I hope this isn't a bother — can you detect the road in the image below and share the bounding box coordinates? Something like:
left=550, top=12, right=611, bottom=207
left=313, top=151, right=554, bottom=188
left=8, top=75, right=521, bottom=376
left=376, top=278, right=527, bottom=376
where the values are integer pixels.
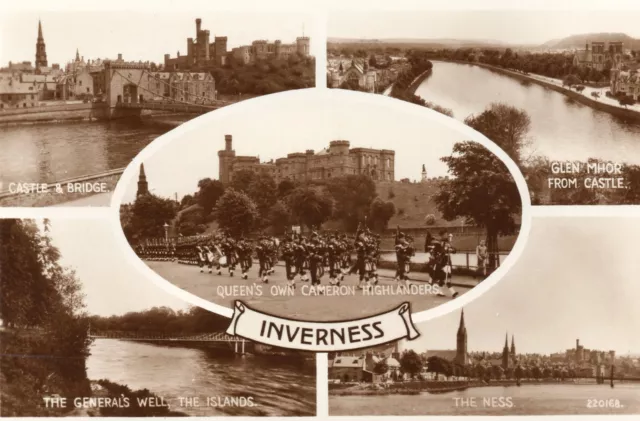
left=148, top=261, right=480, bottom=321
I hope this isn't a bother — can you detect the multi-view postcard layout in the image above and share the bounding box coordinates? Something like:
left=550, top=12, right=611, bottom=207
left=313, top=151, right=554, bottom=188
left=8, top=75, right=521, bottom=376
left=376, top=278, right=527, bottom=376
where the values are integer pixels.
left=1, top=2, right=640, bottom=420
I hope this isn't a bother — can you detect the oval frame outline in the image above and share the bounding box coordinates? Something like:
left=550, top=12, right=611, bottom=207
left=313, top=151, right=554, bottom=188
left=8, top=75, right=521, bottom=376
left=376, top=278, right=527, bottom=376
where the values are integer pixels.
left=109, top=87, right=533, bottom=325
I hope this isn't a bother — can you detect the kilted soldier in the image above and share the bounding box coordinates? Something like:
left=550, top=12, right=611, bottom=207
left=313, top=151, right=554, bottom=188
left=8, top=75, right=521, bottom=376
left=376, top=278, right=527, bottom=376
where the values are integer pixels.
left=293, top=236, right=309, bottom=282
left=203, top=245, right=215, bottom=273
left=394, top=228, right=411, bottom=286
left=328, top=235, right=345, bottom=286
left=308, top=233, right=325, bottom=287
left=256, top=237, right=271, bottom=283
left=221, top=235, right=238, bottom=277
left=430, top=230, right=459, bottom=298
left=281, top=237, right=296, bottom=288
left=236, top=238, right=253, bottom=280
left=196, top=245, right=207, bottom=273
left=353, top=231, right=369, bottom=289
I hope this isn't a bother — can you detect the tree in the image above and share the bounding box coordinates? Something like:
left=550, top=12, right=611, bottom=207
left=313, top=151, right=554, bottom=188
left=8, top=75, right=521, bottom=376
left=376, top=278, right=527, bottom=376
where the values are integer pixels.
left=575, top=85, right=585, bottom=93
left=400, top=350, right=423, bottom=379
left=514, top=364, right=524, bottom=380
left=326, top=175, right=377, bottom=231
left=424, top=214, right=436, bottom=226
left=247, top=175, right=278, bottom=222
left=492, top=365, right=504, bottom=380
left=287, top=187, right=333, bottom=230
left=195, top=178, right=225, bottom=215
left=434, top=142, right=521, bottom=270
left=124, top=194, right=177, bottom=242
left=426, top=356, right=451, bottom=381
left=464, top=103, right=531, bottom=166
left=277, top=179, right=297, bottom=198
left=268, top=200, right=292, bottom=234
left=229, top=169, right=258, bottom=194
left=368, top=198, right=395, bottom=232
left=591, top=91, right=600, bottom=101
left=213, top=189, right=259, bottom=237
left=373, top=361, right=389, bottom=376
left=562, top=74, right=581, bottom=88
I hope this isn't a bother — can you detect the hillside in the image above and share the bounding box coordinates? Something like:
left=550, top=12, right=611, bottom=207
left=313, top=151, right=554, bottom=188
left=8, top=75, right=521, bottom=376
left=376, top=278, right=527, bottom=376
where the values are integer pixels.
left=538, top=33, right=640, bottom=50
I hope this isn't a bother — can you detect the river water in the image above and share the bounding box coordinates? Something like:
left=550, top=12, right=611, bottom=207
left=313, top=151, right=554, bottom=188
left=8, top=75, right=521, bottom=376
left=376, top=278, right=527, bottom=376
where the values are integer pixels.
left=0, top=120, right=169, bottom=185
left=86, top=339, right=316, bottom=416
left=330, top=383, right=640, bottom=415
left=415, top=61, right=640, bottom=164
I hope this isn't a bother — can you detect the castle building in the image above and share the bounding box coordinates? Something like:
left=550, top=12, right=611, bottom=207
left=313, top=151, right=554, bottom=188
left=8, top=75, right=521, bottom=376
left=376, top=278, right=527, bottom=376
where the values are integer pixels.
left=35, top=20, right=48, bottom=73
left=137, top=163, right=149, bottom=196
left=164, top=19, right=310, bottom=70
left=573, top=41, right=624, bottom=72
left=217, top=135, right=395, bottom=185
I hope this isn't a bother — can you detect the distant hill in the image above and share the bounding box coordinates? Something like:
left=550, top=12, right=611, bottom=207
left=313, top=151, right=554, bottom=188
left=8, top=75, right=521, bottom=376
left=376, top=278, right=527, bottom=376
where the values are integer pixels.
left=328, top=37, right=534, bottom=50
left=538, top=33, right=640, bottom=51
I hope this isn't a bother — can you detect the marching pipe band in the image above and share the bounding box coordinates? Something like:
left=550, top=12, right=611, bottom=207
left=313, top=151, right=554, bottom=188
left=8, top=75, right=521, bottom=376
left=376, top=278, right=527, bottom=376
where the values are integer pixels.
left=133, top=224, right=460, bottom=297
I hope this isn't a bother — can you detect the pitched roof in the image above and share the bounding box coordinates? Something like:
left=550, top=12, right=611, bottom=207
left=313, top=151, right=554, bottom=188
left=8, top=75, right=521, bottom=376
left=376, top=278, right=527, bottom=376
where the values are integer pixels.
left=0, top=77, right=37, bottom=94
left=332, top=356, right=364, bottom=368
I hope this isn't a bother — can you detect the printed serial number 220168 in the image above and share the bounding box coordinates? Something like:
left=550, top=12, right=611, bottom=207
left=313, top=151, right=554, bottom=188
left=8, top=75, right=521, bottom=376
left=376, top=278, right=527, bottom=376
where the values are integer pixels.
left=586, top=399, right=623, bottom=409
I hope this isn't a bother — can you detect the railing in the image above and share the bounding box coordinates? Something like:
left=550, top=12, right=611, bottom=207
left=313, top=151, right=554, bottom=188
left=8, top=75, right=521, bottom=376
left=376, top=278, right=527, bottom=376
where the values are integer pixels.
left=89, top=330, right=240, bottom=342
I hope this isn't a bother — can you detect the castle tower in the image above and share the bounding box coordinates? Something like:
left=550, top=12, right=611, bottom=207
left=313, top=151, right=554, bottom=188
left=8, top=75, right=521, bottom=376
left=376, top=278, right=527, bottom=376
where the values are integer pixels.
left=502, top=332, right=511, bottom=369
left=296, top=36, right=310, bottom=56
left=35, top=20, right=48, bottom=71
left=455, top=309, right=468, bottom=366
left=218, top=134, right=236, bottom=184
left=510, top=334, right=516, bottom=357
left=421, top=164, right=427, bottom=182
left=137, top=163, right=149, bottom=196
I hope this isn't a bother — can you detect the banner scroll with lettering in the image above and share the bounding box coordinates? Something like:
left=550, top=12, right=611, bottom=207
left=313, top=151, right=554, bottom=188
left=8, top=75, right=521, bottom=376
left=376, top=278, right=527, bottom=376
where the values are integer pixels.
left=226, top=301, right=420, bottom=351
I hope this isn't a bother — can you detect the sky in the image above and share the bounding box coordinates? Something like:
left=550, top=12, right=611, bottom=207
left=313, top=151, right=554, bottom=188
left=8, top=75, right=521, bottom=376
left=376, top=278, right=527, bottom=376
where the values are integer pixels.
left=328, top=11, right=640, bottom=45
left=120, top=91, right=469, bottom=204
left=45, top=218, right=190, bottom=317
left=0, top=11, right=317, bottom=66
left=401, top=217, right=640, bottom=356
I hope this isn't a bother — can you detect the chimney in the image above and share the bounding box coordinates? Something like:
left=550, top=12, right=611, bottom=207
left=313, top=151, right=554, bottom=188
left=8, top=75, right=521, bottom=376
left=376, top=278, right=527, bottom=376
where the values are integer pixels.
left=225, top=134, right=232, bottom=151
left=196, top=18, right=202, bottom=33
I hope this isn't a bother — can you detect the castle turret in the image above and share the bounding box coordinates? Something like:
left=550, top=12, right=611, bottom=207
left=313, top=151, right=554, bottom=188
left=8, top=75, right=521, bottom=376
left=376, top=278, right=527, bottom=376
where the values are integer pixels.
left=296, top=36, right=310, bottom=56
left=218, top=134, right=236, bottom=184
left=137, top=163, right=149, bottom=196
left=455, top=309, right=468, bottom=366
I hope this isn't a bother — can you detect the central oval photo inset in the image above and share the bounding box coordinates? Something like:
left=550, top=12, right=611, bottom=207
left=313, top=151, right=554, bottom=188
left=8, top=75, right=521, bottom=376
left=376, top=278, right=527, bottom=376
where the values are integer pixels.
left=113, top=89, right=530, bottom=324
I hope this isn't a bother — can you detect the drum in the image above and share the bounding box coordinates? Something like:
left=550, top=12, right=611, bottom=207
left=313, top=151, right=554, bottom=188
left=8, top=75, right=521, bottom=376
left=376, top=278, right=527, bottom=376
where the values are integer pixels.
left=219, top=256, right=227, bottom=266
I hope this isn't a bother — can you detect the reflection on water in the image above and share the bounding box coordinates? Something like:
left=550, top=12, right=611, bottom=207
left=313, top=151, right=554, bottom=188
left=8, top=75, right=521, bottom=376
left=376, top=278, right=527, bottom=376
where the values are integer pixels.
left=0, top=120, right=168, bottom=185
left=416, top=61, right=640, bottom=164
left=330, top=383, right=640, bottom=415
left=87, top=339, right=316, bottom=416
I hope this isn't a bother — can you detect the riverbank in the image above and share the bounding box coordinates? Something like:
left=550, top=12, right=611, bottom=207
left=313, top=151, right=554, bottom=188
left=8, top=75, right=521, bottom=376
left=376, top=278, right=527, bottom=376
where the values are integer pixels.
left=435, top=59, right=640, bottom=122
left=329, top=378, right=629, bottom=396
left=0, top=169, right=122, bottom=207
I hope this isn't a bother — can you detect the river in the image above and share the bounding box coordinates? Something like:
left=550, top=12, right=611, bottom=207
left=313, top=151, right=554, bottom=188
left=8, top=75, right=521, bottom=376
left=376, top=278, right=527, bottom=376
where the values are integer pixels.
left=415, top=61, right=640, bottom=164
left=330, top=383, right=640, bottom=415
left=0, top=120, right=170, bottom=186
left=87, top=339, right=316, bottom=416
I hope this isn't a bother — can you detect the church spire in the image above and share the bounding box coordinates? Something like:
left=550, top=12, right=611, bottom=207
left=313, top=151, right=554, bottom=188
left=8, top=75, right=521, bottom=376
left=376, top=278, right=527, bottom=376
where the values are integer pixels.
left=511, top=334, right=516, bottom=356
left=35, top=19, right=48, bottom=71
left=137, top=163, right=149, bottom=196
left=76, top=48, right=80, bottom=61
left=38, top=19, right=43, bottom=40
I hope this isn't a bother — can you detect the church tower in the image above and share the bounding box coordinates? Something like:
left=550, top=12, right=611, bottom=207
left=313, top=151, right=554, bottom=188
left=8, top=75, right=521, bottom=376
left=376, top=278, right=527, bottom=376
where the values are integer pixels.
left=502, top=332, right=511, bottom=369
left=137, top=163, right=149, bottom=196
left=455, top=309, right=468, bottom=365
left=510, top=334, right=516, bottom=358
left=218, top=134, right=236, bottom=184
left=35, top=20, right=48, bottom=72
left=421, top=164, right=427, bottom=182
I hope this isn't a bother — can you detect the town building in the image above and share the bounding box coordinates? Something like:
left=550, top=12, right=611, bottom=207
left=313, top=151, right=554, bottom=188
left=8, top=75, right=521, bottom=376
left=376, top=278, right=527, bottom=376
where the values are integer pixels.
left=573, top=41, right=624, bottom=72
left=217, top=135, right=395, bottom=185
left=610, top=69, right=640, bottom=101
left=0, top=73, right=39, bottom=109
left=328, top=343, right=402, bottom=383
left=329, top=59, right=377, bottom=92
left=164, top=18, right=311, bottom=71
